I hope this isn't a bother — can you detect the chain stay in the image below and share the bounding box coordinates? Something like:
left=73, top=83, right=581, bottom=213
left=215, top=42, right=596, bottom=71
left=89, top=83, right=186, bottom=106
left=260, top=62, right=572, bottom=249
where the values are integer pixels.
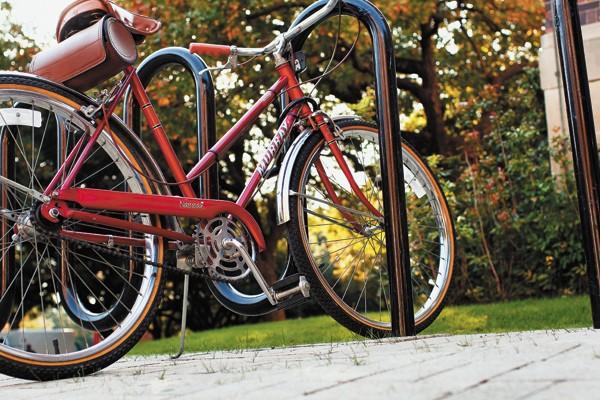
left=30, top=217, right=224, bottom=282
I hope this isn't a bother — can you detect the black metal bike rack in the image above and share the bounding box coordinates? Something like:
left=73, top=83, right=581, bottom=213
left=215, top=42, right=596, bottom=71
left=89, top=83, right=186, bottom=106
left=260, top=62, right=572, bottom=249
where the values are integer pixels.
left=123, top=46, right=218, bottom=199
left=290, top=0, right=416, bottom=336
left=553, top=0, right=600, bottom=328
left=115, top=0, right=600, bottom=340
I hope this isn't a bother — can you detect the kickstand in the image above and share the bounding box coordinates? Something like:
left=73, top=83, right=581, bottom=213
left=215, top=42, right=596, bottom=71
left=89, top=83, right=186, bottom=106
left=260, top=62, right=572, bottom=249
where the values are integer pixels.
left=170, top=273, right=190, bottom=360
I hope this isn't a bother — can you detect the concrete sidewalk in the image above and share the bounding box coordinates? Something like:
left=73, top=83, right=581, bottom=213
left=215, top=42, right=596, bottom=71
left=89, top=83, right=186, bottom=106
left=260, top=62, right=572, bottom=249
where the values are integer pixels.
left=0, top=328, right=598, bottom=399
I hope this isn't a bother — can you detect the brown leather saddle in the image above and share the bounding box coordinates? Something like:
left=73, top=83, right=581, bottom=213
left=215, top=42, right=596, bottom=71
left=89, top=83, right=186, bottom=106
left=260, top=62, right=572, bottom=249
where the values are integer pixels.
left=29, top=0, right=161, bottom=92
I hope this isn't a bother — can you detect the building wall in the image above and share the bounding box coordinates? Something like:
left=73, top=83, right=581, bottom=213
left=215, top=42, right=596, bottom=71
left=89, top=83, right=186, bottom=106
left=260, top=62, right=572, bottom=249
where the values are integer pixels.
left=540, top=0, right=600, bottom=174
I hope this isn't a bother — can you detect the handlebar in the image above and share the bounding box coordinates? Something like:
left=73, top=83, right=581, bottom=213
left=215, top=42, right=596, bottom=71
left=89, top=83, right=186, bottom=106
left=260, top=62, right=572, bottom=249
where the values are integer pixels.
left=189, top=0, right=339, bottom=58
left=189, top=43, right=232, bottom=57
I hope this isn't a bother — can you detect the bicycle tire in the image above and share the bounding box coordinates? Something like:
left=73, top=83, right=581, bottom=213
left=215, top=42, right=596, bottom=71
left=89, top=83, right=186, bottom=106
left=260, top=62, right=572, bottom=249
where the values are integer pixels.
left=287, top=118, right=455, bottom=337
left=0, top=74, right=166, bottom=380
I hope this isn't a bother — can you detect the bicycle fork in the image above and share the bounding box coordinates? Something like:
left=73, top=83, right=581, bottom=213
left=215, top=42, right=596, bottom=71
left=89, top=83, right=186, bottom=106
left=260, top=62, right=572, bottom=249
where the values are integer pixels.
left=309, top=115, right=383, bottom=231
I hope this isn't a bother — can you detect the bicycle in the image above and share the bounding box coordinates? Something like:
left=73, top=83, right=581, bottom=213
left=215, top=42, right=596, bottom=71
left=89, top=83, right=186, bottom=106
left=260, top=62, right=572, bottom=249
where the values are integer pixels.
left=0, top=0, right=454, bottom=380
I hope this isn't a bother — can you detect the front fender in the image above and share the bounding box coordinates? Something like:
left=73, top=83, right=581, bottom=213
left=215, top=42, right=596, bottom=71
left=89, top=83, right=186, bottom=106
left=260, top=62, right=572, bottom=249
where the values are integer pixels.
left=276, top=116, right=364, bottom=225
left=275, top=127, right=313, bottom=225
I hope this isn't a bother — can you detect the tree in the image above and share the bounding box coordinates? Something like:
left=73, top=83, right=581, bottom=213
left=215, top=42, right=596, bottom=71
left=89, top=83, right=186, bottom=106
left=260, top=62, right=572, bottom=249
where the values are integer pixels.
left=443, top=68, right=585, bottom=302
left=198, top=0, right=544, bottom=155
left=0, top=1, right=37, bottom=71
left=389, top=1, right=543, bottom=153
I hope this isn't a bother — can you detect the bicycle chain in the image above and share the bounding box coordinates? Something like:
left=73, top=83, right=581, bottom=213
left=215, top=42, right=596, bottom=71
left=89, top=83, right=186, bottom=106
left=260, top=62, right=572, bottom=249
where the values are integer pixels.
left=30, top=217, right=225, bottom=282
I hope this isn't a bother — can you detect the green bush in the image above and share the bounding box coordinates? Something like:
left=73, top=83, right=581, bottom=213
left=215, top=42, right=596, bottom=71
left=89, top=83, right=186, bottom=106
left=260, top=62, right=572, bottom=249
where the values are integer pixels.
left=434, top=68, right=586, bottom=304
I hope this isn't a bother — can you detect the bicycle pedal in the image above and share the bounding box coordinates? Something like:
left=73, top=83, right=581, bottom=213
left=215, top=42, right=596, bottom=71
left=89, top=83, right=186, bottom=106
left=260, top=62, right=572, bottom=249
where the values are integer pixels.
left=271, top=273, right=303, bottom=290
left=274, top=292, right=309, bottom=311
left=273, top=274, right=311, bottom=310
left=272, top=274, right=310, bottom=302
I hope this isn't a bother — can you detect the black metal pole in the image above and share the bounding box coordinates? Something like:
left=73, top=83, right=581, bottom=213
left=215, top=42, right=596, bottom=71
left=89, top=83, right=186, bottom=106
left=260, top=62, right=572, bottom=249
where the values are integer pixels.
left=553, top=0, right=600, bottom=328
left=290, top=0, right=415, bottom=336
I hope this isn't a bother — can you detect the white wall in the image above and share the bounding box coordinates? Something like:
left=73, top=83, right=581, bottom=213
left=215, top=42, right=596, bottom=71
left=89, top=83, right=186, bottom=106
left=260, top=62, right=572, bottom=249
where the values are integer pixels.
left=540, top=22, right=600, bottom=174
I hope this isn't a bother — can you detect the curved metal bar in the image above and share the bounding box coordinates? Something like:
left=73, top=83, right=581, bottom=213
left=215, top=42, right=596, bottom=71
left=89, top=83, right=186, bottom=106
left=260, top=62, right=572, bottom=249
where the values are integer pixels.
left=289, top=0, right=415, bottom=336
left=123, top=47, right=218, bottom=199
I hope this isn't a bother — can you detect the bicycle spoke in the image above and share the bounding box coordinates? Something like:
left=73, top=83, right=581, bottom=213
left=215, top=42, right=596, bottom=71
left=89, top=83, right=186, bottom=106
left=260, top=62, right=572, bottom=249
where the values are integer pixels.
left=62, top=244, right=138, bottom=311
left=46, top=254, right=75, bottom=353
left=0, top=89, right=160, bottom=366
left=47, top=240, right=125, bottom=328
left=32, top=230, right=50, bottom=354
left=340, top=238, right=369, bottom=301
left=316, top=236, right=362, bottom=276
left=294, top=190, right=382, bottom=222
left=305, top=209, right=356, bottom=231
left=294, top=124, right=453, bottom=333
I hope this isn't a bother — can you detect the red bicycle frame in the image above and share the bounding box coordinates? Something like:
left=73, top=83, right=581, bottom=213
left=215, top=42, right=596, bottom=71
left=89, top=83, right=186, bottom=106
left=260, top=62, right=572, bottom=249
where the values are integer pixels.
left=39, top=57, right=381, bottom=253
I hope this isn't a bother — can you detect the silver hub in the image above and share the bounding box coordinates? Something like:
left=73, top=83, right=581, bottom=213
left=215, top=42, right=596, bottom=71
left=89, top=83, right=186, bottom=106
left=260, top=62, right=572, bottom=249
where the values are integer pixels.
left=362, top=225, right=382, bottom=238
left=3, top=210, right=37, bottom=243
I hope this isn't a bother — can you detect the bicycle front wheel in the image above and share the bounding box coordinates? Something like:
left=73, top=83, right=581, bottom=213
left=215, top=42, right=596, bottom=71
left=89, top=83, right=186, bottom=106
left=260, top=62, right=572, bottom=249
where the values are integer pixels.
left=0, top=75, right=166, bottom=380
left=287, top=118, right=455, bottom=337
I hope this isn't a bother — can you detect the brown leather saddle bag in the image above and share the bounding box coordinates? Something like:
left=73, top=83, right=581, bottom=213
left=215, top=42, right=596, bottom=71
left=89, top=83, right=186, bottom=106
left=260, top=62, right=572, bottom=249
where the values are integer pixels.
left=29, top=16, right=137, bottom=92
left=28, top=1, right=160, bottom=92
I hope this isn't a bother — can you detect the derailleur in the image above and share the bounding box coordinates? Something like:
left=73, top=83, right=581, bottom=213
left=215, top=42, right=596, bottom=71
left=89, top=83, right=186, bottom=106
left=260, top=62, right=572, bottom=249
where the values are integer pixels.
left=174, top=240, right=212, bottom=274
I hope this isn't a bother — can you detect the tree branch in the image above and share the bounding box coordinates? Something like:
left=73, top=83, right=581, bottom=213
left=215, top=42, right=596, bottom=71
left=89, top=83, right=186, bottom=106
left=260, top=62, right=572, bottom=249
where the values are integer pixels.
left=395, top=57, right=423, bottom=76
left=459, top=2, right=504, bottom=34
left=396, top=77, right=426, bottom=104
left=421, top=3, right=444, bottom=38
left=488, top=61, right=534, bottom=86
left=458, top=20, right=484, bottom=73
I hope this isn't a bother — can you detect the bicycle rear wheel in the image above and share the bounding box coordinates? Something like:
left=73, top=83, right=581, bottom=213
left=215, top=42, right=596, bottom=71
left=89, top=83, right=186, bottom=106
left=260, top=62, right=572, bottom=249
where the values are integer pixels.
left=0, top=75, right=165, bottom=380
left=287, top=118, right=454, bottom=337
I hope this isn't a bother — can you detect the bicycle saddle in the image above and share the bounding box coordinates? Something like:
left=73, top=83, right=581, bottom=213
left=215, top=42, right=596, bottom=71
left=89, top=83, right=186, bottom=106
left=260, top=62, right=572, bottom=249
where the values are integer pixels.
left=56, top=0, right=161, bottom=44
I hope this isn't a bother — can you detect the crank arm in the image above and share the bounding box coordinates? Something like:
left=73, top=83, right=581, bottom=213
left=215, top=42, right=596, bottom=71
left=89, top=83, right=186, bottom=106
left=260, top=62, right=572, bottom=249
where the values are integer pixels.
left=222, top=238, right=277, bottom=305
left=221, top=238, right=311, bottom=306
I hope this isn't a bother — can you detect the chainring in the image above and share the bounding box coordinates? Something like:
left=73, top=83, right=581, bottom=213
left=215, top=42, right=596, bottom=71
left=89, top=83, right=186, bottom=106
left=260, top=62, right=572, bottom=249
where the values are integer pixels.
left=197, top=216, right=256, bottom=282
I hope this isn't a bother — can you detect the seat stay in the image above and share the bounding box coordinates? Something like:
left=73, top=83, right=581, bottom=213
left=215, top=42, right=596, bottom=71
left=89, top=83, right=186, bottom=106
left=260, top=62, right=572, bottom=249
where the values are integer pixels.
left=44, top=70, right=135, bottom=195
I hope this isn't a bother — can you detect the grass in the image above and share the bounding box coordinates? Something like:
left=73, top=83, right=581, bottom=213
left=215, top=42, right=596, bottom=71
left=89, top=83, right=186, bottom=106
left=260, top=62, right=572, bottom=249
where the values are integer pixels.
left=130, top=295, right=592, bottom=356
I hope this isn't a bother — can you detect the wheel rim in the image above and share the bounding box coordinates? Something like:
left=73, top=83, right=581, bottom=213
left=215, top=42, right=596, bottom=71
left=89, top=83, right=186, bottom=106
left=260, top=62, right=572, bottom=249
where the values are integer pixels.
left=0, top=89, right=161, bottom=363
left=296, top=127, right=453, bottom=330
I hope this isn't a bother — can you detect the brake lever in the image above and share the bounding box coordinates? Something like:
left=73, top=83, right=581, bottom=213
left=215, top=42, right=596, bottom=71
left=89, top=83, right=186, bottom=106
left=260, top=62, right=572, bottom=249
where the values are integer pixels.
left=195, top=53, right=239, bottom=77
